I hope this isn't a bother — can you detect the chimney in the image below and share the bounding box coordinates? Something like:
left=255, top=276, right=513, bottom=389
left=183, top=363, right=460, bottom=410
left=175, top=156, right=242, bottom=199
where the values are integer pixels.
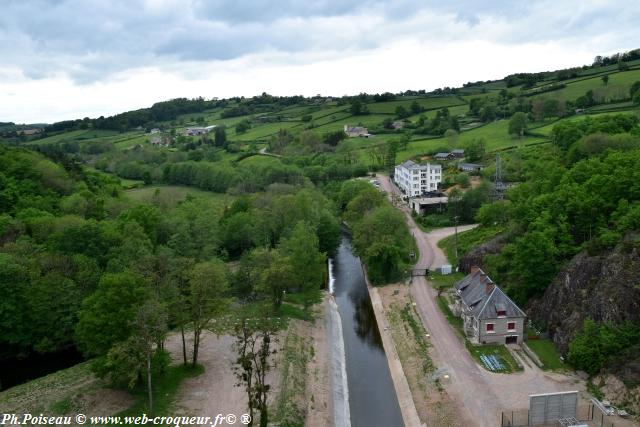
left=478, top=273, right=494, bottom=294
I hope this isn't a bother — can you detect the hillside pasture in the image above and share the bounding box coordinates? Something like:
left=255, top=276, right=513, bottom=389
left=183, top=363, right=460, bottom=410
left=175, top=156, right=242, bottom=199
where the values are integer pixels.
left=531, top=68, right=640, bottom=102
left=232, top=121, right=301, bottom=141
left=366, top=96, right=465, bottom=114
left=125, top=185, right=233, bottom=210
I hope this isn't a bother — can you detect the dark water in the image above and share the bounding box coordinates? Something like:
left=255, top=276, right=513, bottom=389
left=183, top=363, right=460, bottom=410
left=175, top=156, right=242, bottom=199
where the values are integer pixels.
left=0, top=347, right=84, bottom=391
left=332, top=235, right=404, bottom=427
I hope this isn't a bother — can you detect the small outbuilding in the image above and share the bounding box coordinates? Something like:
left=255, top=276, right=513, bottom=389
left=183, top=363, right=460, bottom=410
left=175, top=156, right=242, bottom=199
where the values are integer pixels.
left=433, top=152, right=454, bottom=161
left=458, top=163, right=484, bottom=172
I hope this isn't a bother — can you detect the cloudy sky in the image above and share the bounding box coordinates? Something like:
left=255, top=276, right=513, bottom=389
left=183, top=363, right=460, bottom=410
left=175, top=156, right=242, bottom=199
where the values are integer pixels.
left=1, top=0, right=638, bottom=124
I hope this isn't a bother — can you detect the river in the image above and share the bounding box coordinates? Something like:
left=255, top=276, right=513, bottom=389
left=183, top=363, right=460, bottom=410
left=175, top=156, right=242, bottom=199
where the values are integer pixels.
left=331, top=233, right=404, bottom=427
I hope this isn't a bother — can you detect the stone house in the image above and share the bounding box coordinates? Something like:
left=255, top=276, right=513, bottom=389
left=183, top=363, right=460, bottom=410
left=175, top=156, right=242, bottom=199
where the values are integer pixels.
left=453, top=267, right=526, bottom=345
left=458, top=163, right=484, bottom=172
left=433, top=152, right=454, bottom=161
left=344, top=125, right=370, bottom=137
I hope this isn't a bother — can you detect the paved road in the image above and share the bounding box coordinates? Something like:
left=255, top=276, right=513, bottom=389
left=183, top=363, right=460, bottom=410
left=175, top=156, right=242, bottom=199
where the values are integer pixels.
left=378, top=175, right=583, bottom=427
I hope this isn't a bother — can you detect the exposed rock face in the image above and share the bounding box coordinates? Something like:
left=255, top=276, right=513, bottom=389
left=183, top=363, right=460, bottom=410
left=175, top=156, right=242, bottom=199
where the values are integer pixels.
left=593, top=373, right=640, bottom=416
left=528, top=239, right=640, bottom=355
left=458, top=233, right=508, bottom=274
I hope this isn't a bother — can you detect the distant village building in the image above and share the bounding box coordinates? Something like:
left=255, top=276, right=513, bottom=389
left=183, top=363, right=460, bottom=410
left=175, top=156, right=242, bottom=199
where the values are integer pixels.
left=391, top=120, right=405, bottom=130
left=17, top=128, right=41, bottom=136
left=149, top=134, right=171, bottom=147
left=184, top=125, right=216, bottom=136
left=394, top=160, right=442, bottom=197
left=451, top=149, right=465, bottom=158
left=344, top=125, right=370, bottom=137
left=433, top=152, right=455, bottom=161
left=453, top=267, right=526, bottom=345
left=458, top=163, right=484, bottom=173
left=149, top=128, right=160, bottom=134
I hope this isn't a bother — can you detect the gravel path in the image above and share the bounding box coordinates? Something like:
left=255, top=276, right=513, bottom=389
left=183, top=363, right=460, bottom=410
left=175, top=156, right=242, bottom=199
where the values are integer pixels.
left=378, top=174, right=585, bottom=427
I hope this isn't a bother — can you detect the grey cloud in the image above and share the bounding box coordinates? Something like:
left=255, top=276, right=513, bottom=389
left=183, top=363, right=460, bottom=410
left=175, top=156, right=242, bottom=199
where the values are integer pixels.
left=0, top=0, right=638, bottom=84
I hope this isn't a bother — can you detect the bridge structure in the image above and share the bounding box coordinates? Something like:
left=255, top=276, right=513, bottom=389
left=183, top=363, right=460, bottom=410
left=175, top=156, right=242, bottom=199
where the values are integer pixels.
left=411, top=268, right=429, bottom=277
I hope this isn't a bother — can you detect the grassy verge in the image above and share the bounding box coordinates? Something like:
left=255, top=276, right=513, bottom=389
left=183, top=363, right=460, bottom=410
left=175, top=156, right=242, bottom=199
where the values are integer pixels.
left=386, top=299, right=435, bottom=394
left=278, top=303, right=312, bottom=321
left=436, top=295, right=464, bottom=336
left=526, top=339, right=564, bottom=370
left=438, top=225, right=505, bottom=266
left=465, top=342, right=522, bottom=373
left=273, top=328, right=314, bottom=426
left=119, top=364, right=204, bottom=416
left=400, top=303, right=436, bottom=375
left=429, top=272, right=465, bottom=293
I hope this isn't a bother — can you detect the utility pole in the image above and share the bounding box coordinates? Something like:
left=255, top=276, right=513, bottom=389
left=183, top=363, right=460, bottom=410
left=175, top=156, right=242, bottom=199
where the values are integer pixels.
left=454, top=213, right=459, bottom=268
left=453, top=192, right=459, bottom=268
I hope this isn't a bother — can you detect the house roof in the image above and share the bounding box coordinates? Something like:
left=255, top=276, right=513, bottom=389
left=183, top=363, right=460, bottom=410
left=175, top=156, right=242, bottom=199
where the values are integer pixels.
left=397, top=160, right=440, bottom=171
left=434, top=152, right=451, bottom=158
left=452, top=149, right=465, bottom=154
left=459, top=163, right=483, bottom=169
left=454, top=268, right=526, bottom=320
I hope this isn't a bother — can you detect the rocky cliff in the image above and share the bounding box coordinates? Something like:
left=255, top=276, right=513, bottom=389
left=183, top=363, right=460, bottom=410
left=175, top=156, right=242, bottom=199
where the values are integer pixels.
left=458, top=233, right=508, bottom=274
left=528, top=237, right=640, bottom=355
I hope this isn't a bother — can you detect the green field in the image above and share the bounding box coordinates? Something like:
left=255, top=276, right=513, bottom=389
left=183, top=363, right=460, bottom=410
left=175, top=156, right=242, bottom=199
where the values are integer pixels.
left=532, top=68, right=640, bottom=102
left=405, top=104, right=470, bottom=123
left=312, top=114, right=390, bottom=133
left=27, top=129, right=120, bottom=145
left=114, top=134, right=149, bottom=150
left=232, top=121, right=301, bottom=141
left=533, top=109, right=640, bottom=136
left=366, top=96, right=465, bottom=114
left=526, top=339, right=564, bottom=370
left=125, top=185, right=234, bottom=210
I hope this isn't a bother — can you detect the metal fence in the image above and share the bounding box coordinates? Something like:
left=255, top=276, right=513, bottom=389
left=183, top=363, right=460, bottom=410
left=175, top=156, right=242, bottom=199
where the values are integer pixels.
left=501, top=404, right=597, bottom=427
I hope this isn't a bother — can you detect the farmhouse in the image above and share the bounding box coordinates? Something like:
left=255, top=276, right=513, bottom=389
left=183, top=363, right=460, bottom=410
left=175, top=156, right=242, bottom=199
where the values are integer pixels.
left=458, top=163, right=484, bottom=172
left=149, top=134, right=171, bottom=147
left=453, top=267, right=526, bottom=345
left=391, top=120, right=405, bottom=129
left=433, top=152, right=454, bottom=161
left=17, top=128, right=41, bottom=136
left=344, top=125, right=370, bottom=137
left=451, top=149, right=465, bottom=158
left=394, top=160, right=442, bottom=197
left=184, top=125, right=216, bottom=136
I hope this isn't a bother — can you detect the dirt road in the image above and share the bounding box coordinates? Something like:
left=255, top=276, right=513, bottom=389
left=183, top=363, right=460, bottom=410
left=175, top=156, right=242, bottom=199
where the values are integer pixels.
left=378, top=174, right=584, bottom=427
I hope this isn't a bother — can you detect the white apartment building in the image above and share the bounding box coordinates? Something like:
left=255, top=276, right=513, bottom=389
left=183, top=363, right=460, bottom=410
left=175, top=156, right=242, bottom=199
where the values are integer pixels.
left=394, top=160, right=442, bottom=197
